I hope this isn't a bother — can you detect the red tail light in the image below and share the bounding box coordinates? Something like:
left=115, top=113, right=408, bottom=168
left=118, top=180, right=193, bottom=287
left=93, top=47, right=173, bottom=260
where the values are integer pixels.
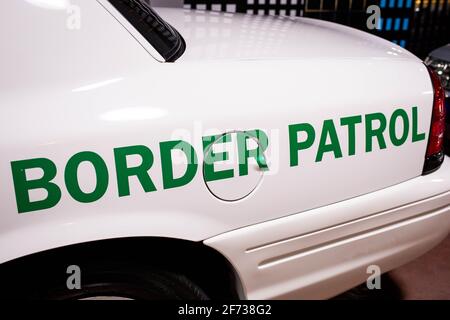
left=423, top=67, right=446, bottom=174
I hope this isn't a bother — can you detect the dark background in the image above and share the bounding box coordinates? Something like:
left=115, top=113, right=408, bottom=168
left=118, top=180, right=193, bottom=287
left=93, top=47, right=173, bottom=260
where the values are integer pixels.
left=179, top=0, right=450, bottom=59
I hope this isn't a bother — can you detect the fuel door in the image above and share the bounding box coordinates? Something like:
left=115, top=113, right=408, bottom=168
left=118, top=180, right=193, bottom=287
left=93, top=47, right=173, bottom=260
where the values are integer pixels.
left=202, top=131, right=269, bottom=201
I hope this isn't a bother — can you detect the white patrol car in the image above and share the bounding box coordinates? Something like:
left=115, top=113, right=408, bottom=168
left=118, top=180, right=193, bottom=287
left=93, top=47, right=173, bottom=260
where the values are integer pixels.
left=0, top=0, right=448, bottom=300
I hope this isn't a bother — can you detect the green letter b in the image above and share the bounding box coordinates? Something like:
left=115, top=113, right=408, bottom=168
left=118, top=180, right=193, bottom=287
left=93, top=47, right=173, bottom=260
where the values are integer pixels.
left=11, top=158, right=61, bottom=213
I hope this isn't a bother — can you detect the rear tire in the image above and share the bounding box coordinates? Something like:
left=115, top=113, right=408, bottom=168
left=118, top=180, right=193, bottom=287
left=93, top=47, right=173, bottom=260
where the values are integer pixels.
left=7, top=260, right=209, bottom=300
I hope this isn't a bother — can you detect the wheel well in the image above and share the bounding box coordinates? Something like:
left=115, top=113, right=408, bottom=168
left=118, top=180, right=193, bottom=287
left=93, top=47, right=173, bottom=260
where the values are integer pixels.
left=0, top=237, right=243, bottom=299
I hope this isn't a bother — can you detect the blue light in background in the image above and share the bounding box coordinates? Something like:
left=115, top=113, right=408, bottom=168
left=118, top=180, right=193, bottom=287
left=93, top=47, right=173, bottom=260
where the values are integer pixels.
left=386, top=18, right=393, bottom=30
left=378, top=17, right=384, bottom=30
left=394, top=18, right=401, bottom=30
left=403, top=18, right=409, bottom=30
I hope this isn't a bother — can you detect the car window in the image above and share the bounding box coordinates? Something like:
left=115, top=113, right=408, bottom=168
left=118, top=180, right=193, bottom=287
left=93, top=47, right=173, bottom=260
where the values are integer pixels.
left=108, top=0, right=185, bottom=62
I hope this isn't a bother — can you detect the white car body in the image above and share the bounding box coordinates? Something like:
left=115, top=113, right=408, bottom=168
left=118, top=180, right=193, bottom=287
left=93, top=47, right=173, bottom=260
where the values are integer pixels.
left=0, top=0, right=449, bottom=299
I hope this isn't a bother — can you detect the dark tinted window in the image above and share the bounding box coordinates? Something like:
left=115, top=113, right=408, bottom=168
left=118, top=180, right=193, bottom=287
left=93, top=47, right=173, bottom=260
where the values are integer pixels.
left=108, top=0, right=185, bottom=62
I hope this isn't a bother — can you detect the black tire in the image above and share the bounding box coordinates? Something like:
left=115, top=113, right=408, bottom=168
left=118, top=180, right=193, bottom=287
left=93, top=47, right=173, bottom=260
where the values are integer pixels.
left=7, top=260, right=209, bottom=300
left=332, top=274, right=402, bottom=300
